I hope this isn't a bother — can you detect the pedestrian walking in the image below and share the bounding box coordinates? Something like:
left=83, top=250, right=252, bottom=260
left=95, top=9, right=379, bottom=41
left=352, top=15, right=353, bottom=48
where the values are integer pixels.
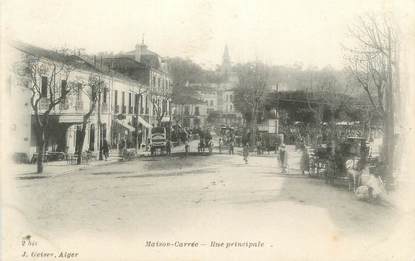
left=300, top=146, right=309, bottom=175
left=229, top=140, right=234, bottom=155
left=243, top=143, right=249, bottom=164
left=184, top=139, right=189, bottom=157
left=275, top=136, right=281, bottom=154
left=218, top=138, right=223, bottom=154
left=166, top=140, right=171, bottom=156
left=101, top=139, right=109, bottom=161
left=207, top=139, right=213, bottom=153
left=279, top=144, right=288, bottom=174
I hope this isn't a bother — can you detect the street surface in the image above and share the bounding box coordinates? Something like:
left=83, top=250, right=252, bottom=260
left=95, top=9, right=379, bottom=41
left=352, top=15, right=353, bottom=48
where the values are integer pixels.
left=8, top=145, right=407, bottom=261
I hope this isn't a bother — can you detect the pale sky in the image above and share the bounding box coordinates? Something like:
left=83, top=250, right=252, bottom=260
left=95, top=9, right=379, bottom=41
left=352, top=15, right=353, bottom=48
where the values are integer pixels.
left=2, top=0, right=403, bottom=69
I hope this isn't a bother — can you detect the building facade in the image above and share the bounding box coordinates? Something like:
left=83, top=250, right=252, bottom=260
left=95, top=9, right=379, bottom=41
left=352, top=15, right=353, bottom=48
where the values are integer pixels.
left=102, top=41, right=173, bottom=129
left=172, top=100, right=207, bottom=130
left=190, top=46, right=243, bottom=128
left=8, top=42, right=113, bottom=159
left=8, top=40, right=172, bottom=160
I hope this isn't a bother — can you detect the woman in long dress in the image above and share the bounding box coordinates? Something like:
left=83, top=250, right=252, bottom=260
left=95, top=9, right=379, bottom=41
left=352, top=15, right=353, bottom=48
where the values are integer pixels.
left=243, top=143, right=249, bottom=164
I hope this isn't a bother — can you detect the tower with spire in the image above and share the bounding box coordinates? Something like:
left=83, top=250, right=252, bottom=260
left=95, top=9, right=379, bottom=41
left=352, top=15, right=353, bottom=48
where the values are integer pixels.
left=221, top=45, right=231, bottom=77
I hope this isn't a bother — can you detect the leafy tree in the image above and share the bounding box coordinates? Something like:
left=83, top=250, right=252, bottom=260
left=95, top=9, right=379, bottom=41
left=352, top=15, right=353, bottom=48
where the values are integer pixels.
left=233, top=62, right=271, bottom=145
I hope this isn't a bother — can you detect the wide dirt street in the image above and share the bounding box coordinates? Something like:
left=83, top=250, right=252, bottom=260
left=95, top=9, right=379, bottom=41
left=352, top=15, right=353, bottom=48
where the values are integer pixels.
left=7, top=149, right=409, bottom=261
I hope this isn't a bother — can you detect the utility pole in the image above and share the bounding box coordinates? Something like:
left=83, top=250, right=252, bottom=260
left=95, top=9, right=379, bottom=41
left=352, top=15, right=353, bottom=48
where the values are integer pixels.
left=276, top=82, right=279, bottom=134
left=98, top=57, right=104, bottom=160
left=97, top=83, right=103, bottom=160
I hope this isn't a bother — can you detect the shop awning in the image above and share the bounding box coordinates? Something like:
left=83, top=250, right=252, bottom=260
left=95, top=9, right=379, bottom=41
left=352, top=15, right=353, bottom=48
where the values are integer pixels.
left=113, top=119, right=135, bottom=132
left=136, top=116, right=152, bottom=129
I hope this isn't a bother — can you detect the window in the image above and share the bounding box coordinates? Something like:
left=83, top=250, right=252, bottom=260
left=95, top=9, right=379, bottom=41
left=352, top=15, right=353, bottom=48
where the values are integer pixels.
left=145, top=96, right=149, bottom=114
left=162, top=100, right=167, bottom=114
left=61, top=80, right=67, bottom=97
left=41, top=76, right=48, bottom=97
left=152, top=76, right=156, bottom=88
left=135, top=94, right=139, bottom=114
left=128, top=93, right=132, bottom=113
left=114, top=90, right=118, bottom=106
left=225, top=94, right=228, bottom=102
left=184, top=106, right=190, bottom=115
left=230, top=104, right=233, bottom=111
left=230, top=94, right=233, bottom=101
left=210, top=100, right=213, bottom=106
left=140, top=94, right=144, bottom=114
left=122, top=92, right=125, bottom=113
left=195, top=106, right=200, bottom=116
left=103, top=88, right=107, bottom=103
left=75, top=83, right=83, bottom=110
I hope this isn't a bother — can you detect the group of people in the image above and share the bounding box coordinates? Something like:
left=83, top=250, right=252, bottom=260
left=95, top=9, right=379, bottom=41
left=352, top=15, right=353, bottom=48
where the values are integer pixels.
left=240, top=140, right=288, bottom=172
left=218, top=138, right=234, bottom=155
left=198, top=137, right=213, bottom=152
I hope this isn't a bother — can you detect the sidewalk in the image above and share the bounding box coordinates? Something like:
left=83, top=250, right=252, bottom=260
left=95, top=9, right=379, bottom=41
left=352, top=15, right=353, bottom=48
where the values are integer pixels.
left=14, top=155, right=121, bottom=178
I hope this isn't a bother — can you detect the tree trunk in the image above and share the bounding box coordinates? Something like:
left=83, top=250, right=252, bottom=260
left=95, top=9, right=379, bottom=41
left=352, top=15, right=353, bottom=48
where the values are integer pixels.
left=98, top=92, right=103, bottom=160
left=76, top=122, right=87, bottom=165
left=329, top=111, right=336, bottom=157
left=36, top=128, right=46, bottom=173
left=383, top=30, right=395, bottom=183
left=250, top=106, right=257, bottom=147
left=382, top=112, right=394, bottom=179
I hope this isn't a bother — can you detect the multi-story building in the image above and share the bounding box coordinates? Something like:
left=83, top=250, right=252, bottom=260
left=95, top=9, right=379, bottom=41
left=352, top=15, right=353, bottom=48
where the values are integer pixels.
left=172, top=96, right=207, bottom=130
left=8, top=41, right=114, bottom=158
left=102, top=40, right=173, bottom=129
left=7, top=41, right=164, bottom=161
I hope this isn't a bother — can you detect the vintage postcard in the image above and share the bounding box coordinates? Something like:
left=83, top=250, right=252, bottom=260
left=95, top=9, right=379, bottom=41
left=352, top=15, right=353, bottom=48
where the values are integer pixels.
left=1, top=0, right=414, bottom=260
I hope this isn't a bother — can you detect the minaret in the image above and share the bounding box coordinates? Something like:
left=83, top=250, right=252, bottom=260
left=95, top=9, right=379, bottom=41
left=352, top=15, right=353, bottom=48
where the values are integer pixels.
left=221, top=45, right=231, bottom=76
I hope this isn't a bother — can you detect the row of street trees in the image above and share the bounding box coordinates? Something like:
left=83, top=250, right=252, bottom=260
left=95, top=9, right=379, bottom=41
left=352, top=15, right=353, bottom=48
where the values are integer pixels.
left=231, top=13, right=399, bottom=180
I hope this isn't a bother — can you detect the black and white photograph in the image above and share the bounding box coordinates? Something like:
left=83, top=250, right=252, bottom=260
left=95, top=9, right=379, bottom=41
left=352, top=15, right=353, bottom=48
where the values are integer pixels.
left=1, top=0, right=415, bottom=260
